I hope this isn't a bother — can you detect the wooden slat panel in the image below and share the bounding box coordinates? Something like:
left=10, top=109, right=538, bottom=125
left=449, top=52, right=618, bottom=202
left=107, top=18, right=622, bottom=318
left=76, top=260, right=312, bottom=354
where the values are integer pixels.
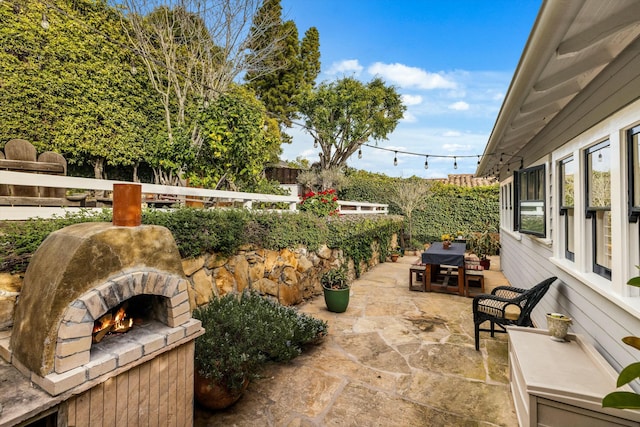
left=148, top=355, right=161, bottom=427
left=185, top=342, right=195, bottom=426
left=103, top=377, right=117, bottom=427
left=127, top=366, right=140, bottom=427
left=0, top=159, right=65, bottom=173
left=75, top=391, right=91, bottom=426
left=115, top=371, right=129, bottom=426
left=66, top=396, right=77, bottom=425
left=89, top=382, right=104, bottom=426
left=0, top=196, right=82, bottom=207
left=158, top=352, right=169, bottom=425
left=176, top=344, right=186, bottom=423
left=138, top=359, right=150, bottom=427
left=167, top=348, right=178, bottom=427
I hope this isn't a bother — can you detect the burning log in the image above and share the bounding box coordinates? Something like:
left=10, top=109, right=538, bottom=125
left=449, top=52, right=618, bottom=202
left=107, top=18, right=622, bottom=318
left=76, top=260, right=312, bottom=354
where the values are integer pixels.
left=92, top=303, right=134, bottom=343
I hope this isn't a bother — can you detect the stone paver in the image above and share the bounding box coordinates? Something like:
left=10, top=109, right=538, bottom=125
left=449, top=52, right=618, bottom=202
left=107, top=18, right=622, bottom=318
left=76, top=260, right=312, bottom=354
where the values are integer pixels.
left=194, top=255, right=517, bottom=426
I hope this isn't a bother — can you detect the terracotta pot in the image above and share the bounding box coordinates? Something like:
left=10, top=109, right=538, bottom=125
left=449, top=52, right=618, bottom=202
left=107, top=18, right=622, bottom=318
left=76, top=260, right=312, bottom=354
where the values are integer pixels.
left=194, top=371, right=249, bottom=410
left=391, top=254, right=399, bottom=262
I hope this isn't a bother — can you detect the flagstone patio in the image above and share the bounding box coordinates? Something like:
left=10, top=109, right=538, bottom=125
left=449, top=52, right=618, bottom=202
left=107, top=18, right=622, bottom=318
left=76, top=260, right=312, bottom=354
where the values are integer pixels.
left=195, top=255, right=517, bottom=426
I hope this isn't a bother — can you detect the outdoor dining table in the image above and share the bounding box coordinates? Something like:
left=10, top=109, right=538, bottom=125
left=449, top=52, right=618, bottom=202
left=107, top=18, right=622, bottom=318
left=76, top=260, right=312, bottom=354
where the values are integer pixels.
left=421, top=242, right=466, bottom=296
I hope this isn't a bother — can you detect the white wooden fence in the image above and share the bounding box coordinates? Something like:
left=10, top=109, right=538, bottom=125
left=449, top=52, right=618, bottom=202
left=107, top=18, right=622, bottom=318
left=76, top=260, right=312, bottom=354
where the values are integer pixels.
left=0, top=171, right=388, bottom=220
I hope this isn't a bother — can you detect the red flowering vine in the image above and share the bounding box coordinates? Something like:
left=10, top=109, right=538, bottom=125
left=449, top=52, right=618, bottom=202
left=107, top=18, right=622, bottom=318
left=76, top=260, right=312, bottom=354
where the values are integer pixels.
left=298, top=189, right=340, bottom=217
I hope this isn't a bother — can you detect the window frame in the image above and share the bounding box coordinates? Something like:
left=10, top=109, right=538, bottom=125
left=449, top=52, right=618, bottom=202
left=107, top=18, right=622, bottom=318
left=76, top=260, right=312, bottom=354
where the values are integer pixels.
left=559, top=157, right=575, bottom=261
left=585, top=140, right=611, bottom=280
left=515, top=164, right=546, bottom=237
left=627, top=125, right=640, bottom=222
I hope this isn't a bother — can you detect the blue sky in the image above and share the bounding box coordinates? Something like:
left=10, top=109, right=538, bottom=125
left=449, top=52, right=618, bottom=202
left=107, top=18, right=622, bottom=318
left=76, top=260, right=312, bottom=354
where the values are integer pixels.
left=279, top=0, right=542, bottom=178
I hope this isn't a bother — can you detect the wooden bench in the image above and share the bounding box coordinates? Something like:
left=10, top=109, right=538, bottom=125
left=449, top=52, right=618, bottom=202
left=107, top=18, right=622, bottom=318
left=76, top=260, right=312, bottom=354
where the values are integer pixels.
left=409, top=263, right=426, bottom=292
left=0, top=139, right=86, bottom=207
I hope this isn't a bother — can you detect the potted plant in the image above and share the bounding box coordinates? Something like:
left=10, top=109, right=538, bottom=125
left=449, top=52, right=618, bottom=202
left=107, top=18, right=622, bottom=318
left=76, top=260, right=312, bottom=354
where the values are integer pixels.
left=603, top=269, right=640, bottom=409
left=321, top=266, right=351, bottom=313
left=390, top=247, right=401, bottom=262
left=192, top=291, right=327, bottom=410
left=467, top=230, right=500, bottom=270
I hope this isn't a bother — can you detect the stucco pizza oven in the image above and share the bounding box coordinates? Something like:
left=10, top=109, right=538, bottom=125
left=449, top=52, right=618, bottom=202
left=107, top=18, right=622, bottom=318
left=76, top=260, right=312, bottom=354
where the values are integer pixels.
left=2, top=212, right=203, bottom=425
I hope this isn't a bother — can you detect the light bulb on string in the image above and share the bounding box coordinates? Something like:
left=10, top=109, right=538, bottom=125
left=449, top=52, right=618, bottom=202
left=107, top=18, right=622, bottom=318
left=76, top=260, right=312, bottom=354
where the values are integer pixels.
left=424, top=156, right=429, bottom=169
left=453, top=157, right=457, bottom=170
left=499, top=153, right=504, bottom=163
left=477, top=156, right=480, bottom=166
left=598, top=152, right=603, bottom=162
left=520, top=159, right=524, bottom=169
left=393, top=151, right=398, bottom=166
left=313, top=140, right=318, bottom=149
left=41, top=12, right=50, bottom=30
left=358, top=148, right=362, bottom=159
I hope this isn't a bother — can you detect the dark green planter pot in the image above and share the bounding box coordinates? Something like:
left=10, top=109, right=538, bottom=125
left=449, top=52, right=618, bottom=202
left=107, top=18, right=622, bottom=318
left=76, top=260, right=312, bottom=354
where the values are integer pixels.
left=322, top=286, right=350, bottom=313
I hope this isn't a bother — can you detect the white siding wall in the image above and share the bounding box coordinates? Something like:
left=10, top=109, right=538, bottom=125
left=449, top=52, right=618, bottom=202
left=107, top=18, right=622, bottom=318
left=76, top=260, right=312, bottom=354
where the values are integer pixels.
left=501, top=232, right=640, bottom=378
left=501, top=99, right=640, bottom=389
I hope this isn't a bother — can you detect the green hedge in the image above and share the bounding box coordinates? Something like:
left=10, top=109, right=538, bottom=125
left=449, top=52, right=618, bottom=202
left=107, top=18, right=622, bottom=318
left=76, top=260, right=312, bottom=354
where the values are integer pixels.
left=0, top=208, right=403, bottom=275
left=340, top=171, right=499, bottom=245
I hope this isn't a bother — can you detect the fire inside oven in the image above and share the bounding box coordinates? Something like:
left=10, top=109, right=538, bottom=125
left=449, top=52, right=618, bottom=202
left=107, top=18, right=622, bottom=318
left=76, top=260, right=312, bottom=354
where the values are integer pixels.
left=92, top=294, right=163, bottom=343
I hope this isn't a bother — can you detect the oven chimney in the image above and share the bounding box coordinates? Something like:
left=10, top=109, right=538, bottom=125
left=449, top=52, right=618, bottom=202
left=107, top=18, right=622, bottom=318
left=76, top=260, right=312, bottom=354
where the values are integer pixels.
left=113, top=183, right=142, bottom=226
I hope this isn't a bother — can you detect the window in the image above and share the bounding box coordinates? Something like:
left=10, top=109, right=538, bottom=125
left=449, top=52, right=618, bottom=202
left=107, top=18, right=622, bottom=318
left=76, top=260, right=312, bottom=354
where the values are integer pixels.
left=500, top=179, right=514, bottom=232
left=515, top=165, right=545, bottom=236
left=560, top=157, right=575, bottom=261
left=628, top=125, right=640, bottom=222
left=585, top=141, right=611, bottom=279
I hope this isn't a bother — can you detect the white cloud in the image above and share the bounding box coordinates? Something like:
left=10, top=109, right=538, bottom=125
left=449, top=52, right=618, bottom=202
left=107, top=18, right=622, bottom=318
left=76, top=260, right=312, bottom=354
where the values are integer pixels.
left=401, top=94, right=423, bottom=106
left=448, top=101, right=470, bottom=111
left=326, top=59, right=363, bottom=76
left=443, top=130, right=461, bottom=137
left=401, top=111, right=417, bottom=123
left=367, top=62, right=456, bottom=90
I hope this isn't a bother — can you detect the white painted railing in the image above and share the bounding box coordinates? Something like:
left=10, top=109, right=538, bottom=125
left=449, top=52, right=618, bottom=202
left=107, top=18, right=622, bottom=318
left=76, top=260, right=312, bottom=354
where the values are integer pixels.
left=0, top=171, right=387, bottom=220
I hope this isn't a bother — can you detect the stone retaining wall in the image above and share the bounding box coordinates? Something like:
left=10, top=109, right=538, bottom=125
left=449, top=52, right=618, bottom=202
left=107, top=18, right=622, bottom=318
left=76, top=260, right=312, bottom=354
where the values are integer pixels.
left=181, top=243, right=383, bottom=309
left=0, top=241, right=387, bottom=327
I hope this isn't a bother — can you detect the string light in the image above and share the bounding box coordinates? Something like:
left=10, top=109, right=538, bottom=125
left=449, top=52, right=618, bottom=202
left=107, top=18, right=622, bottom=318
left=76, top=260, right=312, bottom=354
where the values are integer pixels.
left=424, top=156, right=429, bottom=169
left=358, top=148, right=362, bottom=159
left=453, top=157, right=457, bottom=170
left=499, top=153, right=504, bottom=163
left=393, top=151, right=398, bottom=166
left=520, top=159, right=524, bottom=169
left=477, top=155, right=481, bottom=166
left=313, top=140, right=318, bottom=149
left=41, top=12, right=50, bottom=30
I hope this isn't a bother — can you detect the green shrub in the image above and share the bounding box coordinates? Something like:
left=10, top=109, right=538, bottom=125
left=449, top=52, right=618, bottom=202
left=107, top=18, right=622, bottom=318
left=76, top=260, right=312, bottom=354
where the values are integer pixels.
left=193, top=291, right=327, bottom=393
left=0, top=208, right=402, bottom=274
left=327, top=215, right=402, bottom=276
left=0, top=209, right=112, bottom=272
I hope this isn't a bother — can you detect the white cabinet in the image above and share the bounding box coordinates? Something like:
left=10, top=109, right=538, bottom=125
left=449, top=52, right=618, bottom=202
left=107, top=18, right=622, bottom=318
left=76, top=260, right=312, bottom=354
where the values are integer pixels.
left=508, top=326, right=640, bottom=426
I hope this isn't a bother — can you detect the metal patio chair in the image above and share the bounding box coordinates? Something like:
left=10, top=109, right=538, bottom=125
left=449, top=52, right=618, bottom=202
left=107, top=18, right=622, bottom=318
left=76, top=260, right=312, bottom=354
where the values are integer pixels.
left=473, top=276, right=557, bottom=350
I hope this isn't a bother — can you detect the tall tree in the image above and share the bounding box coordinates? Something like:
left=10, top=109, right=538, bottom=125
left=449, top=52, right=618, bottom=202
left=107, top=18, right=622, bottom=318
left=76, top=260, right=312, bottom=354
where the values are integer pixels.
left=245, top=0, right=320, bottom=141
left=190, top=84, right=281, bottom=189
left=0, top=0, right=160, bottom=180
left=123, top=0, right=287, bottom=184
left=298, top=77, right=406, bottom=170
left=389, top=178, right=432, bottom=247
